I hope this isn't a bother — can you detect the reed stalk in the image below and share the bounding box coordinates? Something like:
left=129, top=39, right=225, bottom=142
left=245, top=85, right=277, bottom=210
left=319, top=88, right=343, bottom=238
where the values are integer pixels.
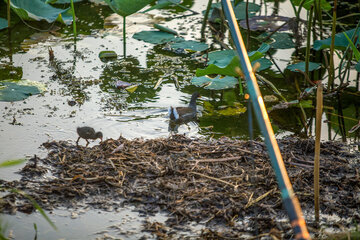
left=328, top=0, right=337, bottom=91
left=314, top=82, right=323, bottom=224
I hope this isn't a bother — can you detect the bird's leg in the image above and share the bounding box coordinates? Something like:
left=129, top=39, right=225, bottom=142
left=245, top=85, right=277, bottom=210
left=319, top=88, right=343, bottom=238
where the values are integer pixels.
left=76, top=137, right=80, bottom=146
left=86, top=140, right=90, bottom=147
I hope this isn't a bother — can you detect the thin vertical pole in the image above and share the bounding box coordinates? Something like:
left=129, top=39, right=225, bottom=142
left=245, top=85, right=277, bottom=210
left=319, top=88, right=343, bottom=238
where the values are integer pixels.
left=221, top=1, right=310, bottom=239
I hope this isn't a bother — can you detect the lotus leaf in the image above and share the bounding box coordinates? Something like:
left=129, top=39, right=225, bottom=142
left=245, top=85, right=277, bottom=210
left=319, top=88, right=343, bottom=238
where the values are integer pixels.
left=313, top=28, right=360, bottom=51
left=191, top=76, right=238, bottom=90
left=143, top=0, right=181, bottom=13
left=45, top=0, right=83, bottom=3
left=0, top=18, right=7, bottom=30
left=0, top=80, right=45, bottom=102
left=9, top=0, right=72, bottom=24
left=133, top=30, right=177, bottom=44
left=170, top=40, right=209, bottom=52
left=252, top=58, right=272, bottom=72
left=104, top=0, right=155, bottom=17
left=203, top=101, right=246, bottom=116
left=286, top=62, right=321, bottom=72
left=258, top=32, right=295, bottom=49
left=197, top=44, right=270, bottom=77
left=239, top=16, right=293, bottom=32
left=233, top=2, right=260, bottom=20
left=207, top=2, right=260, bottom=20
left=291, top=0, right=331, bottom=11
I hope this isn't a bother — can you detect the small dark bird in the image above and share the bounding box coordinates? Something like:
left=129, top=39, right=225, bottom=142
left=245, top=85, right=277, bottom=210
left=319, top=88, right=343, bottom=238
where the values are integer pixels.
left=76, top=126, right=103, bottom=146
left=168, top=92, right=200, bottom=122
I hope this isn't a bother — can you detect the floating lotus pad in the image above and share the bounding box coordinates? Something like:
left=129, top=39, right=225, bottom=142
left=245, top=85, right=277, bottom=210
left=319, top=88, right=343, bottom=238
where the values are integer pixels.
left=170, top=40, right=209, bottom=52
left=191, top=75, right=239, bottom=90
left=257, top=32, right=295, bottom=49
left=286, top=62, right=321, bottom=72
left=133, top=31, right=177, bottom=44
left=0, top=80, right=46, bottom=102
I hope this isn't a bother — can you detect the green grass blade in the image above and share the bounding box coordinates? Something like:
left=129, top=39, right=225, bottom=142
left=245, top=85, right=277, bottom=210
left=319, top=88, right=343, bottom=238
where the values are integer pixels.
left=0, top=159, right=26, bottom=168
left=344, top=32, right=360, bottom=61
left=10, top=189, right=57, bottom=230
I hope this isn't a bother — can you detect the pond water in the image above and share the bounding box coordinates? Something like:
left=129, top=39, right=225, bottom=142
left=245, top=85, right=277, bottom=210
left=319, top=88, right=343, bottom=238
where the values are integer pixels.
left=0, top=0, right=359, bottom=239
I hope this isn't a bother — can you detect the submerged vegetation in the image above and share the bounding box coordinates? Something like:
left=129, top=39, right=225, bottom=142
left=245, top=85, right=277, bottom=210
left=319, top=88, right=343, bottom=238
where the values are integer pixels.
left=0, top=0, right=359, bottom=239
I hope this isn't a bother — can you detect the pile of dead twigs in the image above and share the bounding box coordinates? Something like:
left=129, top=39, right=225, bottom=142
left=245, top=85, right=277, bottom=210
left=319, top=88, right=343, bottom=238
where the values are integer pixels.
left=1, top=135, right=359, bottom=238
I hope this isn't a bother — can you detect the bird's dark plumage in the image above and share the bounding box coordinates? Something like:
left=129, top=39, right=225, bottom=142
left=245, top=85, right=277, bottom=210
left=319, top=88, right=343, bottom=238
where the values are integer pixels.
left=169, top=92, right=200, bottom=122
left=76, top=126, right=103, bottom=146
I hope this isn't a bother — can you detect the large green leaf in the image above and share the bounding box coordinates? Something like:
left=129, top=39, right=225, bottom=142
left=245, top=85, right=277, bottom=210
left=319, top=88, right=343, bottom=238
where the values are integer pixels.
left=286, top=62, right=321, bottom=72
left=45, top=0, right=83, bottom=3
left=191, top=75, right=238, bottom=90
left=0, top=17, right=8, bottom=30
left=208, top=2, right=260, bottom=20
left=9, top=0, right=72, bottom=24
left=252, top=58, right=272, bottom=71
left=0, top=80, right=45, bottom=102
left=143, top=0, right=181, bottom=13
left=133, top=30, right=177, bottom=44
left=291, top=0, right=331, bottom=11
left=104, top=0, right=155, bottom=17
left=234, top=2, right=260, bottom=20
left=170, top=40, right=209, bottom=52
left=196, top=44, right=270, bottom=77
left=313, top=28, right=360, bottom=51
left=257, top=32, right=295, bottom=49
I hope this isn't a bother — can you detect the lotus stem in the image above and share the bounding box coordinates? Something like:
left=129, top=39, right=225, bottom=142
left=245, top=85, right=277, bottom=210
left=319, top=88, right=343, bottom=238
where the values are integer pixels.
left=70, top=0, right=77, bottom=40
left=123, top=16, right=126, bottom=58
left=201, top=0, right=212, bottom=42
left=7, top=0, right=11, bottom=29
left=305, top=6, right=314, bottom=83
left=328, top=0, right=337, bottom=91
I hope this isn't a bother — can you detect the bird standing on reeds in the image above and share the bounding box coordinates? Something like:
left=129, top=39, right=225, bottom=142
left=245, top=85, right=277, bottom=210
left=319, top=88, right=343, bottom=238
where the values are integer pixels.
left=76, top=126, right=103, bottom=146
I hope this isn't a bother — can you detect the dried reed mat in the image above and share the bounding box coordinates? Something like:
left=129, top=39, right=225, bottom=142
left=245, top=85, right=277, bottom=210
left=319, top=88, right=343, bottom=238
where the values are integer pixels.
left=1, top=135, right=359, bottom=238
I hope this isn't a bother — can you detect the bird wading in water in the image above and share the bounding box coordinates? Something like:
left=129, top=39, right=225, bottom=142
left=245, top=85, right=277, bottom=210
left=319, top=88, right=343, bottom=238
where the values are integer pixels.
left=168, top=92, right=200, bottom=123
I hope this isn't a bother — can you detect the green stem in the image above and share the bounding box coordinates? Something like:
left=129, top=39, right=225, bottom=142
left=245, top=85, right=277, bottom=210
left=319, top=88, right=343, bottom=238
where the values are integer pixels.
left=7, top=0, right=11, bottom=29
left=328, top=0, right=337, bottom=91
left=201, top=0, right=212, bottom=42
left=123, top=16, right=126, bottom=58
left=305, top=6, right=314, bottom=82
left=70, top=0, right=77, bottom=40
